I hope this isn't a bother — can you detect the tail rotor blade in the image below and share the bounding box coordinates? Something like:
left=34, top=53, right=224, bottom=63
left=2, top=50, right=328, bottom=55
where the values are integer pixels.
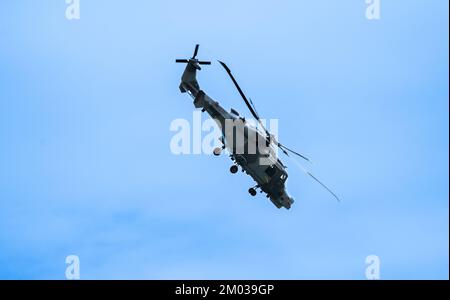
left=192, top=44, right=199, bottom=59
left=176, top=45, right=211, bottom=67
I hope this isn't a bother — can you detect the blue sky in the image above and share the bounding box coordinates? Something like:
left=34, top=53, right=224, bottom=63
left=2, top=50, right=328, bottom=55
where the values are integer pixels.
left=0, top=1, right=448, bottom=279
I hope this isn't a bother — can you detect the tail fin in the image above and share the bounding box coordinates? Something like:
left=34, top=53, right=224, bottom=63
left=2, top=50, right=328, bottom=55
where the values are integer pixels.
left=176, top=45, right=211, bottom=94
left=179, top=62, right=200, bottom=93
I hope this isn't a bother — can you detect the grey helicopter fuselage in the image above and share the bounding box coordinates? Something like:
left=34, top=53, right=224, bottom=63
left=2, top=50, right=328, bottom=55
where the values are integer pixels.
left=178, top=59, right=294, bottom=209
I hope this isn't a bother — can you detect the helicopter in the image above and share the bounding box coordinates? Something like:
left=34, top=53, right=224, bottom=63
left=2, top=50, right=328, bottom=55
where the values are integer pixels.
left=176, top=45, right=339, bottom=209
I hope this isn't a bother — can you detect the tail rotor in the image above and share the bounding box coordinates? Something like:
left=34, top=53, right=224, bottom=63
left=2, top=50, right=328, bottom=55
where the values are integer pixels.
left=175, top=44, right=211, bottom=68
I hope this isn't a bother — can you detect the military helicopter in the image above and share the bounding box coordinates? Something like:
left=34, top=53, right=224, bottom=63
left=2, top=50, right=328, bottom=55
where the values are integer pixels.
left=176, top=45, right=339, bottom=209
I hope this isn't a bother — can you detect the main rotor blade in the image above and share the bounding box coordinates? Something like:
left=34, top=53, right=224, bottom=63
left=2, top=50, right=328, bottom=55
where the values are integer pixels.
left=248, top=98, right=260, bottom=119
left=218, top=60, right=310, bottom=164
left=279, top=143, right=310, bottom=162
left=218, top=61, right=260, bottom=122
left=192, top=44, right=199, bottom=59
left=198, top=61, right=211, bottom=65
left=307, top=172, right=340, bottom=202
left=290, top=157, right=340, bottom=202
left=175, top=59, right=189, bottom=63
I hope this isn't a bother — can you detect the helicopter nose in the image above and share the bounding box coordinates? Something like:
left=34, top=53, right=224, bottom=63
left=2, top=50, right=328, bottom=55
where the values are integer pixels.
left=289, top=197, right=295, bottom=204
left=279, top=194, right=294, bottom=209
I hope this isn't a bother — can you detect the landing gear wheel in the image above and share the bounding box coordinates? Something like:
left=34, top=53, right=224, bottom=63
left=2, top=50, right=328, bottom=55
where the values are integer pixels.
left=230, top=165, right=238, bottom=174
left=248, top=188, right=257, bottom=196
left=213, top=147, right=222, bottom=156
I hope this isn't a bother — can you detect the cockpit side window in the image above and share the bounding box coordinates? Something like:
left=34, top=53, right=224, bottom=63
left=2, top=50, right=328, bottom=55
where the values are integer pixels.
left=264, top=165, right=277, bottom=177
